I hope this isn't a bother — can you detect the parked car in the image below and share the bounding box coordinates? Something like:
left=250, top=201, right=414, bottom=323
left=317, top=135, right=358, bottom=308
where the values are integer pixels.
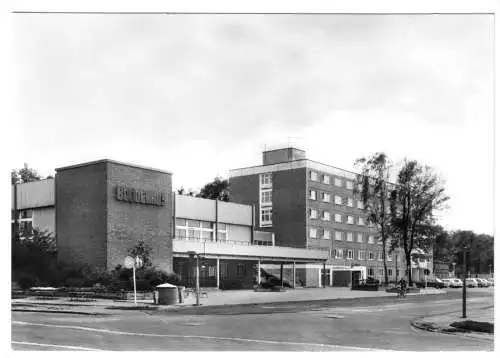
left=476, top=278, right=489, bottom=287
left=441, top=278, right=452, bottom=287
left=415, top=277, right=446, bottom=289
left=466, top=278, right=479, bottom=288
left=487, top=278, right=494, bottom=286
left=449, top=278, right=463, bottom=288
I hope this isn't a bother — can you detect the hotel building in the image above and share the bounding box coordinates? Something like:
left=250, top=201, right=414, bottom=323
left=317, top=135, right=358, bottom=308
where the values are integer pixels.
left=229, top=147, right=431, bottom=286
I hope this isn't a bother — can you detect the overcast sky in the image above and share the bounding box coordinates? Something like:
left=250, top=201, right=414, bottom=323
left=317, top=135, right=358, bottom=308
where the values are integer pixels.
left=13, top=14, right=493, bottom=235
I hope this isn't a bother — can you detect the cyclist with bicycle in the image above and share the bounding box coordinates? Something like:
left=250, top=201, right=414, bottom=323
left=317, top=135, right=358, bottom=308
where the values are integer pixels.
left=398, top=277, right=407, bottom=298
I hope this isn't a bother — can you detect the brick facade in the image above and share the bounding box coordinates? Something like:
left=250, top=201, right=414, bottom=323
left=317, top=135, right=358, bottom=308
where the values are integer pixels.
left=56, top=160, right=173, bottom=272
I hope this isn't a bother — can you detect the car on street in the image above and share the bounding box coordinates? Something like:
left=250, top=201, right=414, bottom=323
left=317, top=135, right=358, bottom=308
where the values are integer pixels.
left=466, top=278, right=479, bottom=288
left=476, top=278, right=489, bottom=287
left=487, top=278, right=494, bottom=286
left=441, top=278, right=452, bottom=287
left=449, top=278, right=463, bottom=288
left=416, top=277, right=446, bottom=289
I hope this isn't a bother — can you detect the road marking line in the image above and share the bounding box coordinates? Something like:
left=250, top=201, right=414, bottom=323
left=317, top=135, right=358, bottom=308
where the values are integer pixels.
left=12, top=341, right=101, bottom=351
left=12, top=321, right=387, bottom=351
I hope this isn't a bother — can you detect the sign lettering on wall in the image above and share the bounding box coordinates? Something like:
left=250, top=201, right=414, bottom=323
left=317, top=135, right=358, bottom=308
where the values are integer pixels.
left=115, top=185, right=167, bottom=206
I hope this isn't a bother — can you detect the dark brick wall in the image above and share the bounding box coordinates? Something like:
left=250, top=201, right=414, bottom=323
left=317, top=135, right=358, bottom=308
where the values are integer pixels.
left=106, top=162, right=173, bottom=272
left=229, top=174, right=259, bottom=208
left=272, top=168, right=307, bottom=248
left=230, top=168, right=307, bottom=248
left=56, top=163, right=108, bottom=269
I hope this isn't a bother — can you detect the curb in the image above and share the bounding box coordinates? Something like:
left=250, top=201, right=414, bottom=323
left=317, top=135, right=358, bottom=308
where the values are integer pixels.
left=12, top=308, right=111, bottom=316
left=410, top=319, right=494, bottom=341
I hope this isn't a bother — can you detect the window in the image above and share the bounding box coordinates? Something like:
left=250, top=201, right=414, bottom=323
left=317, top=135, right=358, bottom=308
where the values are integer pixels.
left=357, top=183, right=363, bottom=192
left=217, top=223, right=228, bottom=241
left=260, top=207, right=272, bottom=226
left=347, top=197, right=353, bottom=207
left=332, top=248, right=337, bottom=258
left=334, top=195, right=342, bottom=205
left=346, top=181, right=353, bottom=190
left=377, top=252, right=383, bottom=261
left=322, top=230, right=331, bottom=239
left=175, top=228, right=187, bottom=238
left=335, top=248, right=343, bottom=259
left=368, top=268, right=374, bottom=276
left=346, top=232, right=353, bottom=242
left=357, top=200, right=364, bottom=209
left=176, top=218, right=214, bottom=240
left=347, top=216, right=354, bottom=225
left=387, top=252, right=393, bottom=261
left=322, top=211, right=330, bottom=221
left=220, top=263, right=229, bottom=279
left=388, top=269, right=393, bottom=276
left=335, top=231, right=342, bottom=241
left=187, top=219, right=201, bottom=228
left=322, top=175, right=330, bottom=184
left=261, top=189, right=272, bottom=205
left=335, top=214, right=342, bottom=223
left=368, top=235, right=375, bottom=244
left=357, top=233, right=363, bottom=243
left=347, top=250, right=353, bottom=260
left=21, top=210, right=33, bottom=219
left=358, top=217, right=364, bottom=226
left=310, top=171, right=318, bottom=181
left=322, top=193, right=331, bottom=202
left=309, top=190, right=317, bottom=200
left=334, top=178, right=342, bottom=187
left=309, top=228, right=317, bottom=239
left=236, top=263, right=245, bottom=278
left=358, top=250, right=365, bottom=260
left=368, top=251, right=374, bottom=260
left=309, top=209, right=318, bottom=219
left=260, top=173, right=272, bottom=187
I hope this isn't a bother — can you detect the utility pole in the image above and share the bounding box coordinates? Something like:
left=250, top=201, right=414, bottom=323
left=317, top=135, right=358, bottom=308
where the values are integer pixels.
left=462, top=250, right=467, bottom=318
left=195, top=254, right=200, bottom=306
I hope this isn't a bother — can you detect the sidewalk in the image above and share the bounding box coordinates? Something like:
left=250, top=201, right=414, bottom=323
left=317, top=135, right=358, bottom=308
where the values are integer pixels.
left=12, top=287, right=445, bottom=314
left=180, top=286, right=444, bottom=307
left=411, top=305, right=494, bottom=341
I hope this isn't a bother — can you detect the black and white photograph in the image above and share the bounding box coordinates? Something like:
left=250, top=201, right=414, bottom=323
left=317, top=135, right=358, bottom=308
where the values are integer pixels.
left=6, top=0, right=496, bottom=352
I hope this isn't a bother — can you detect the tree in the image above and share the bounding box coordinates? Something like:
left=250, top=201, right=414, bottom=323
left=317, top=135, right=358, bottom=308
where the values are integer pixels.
left=176, top=187, right=196, bottom=196
left=12, top=166, right=42, bottom=184
left=389, top=159, right=449, bottom=286
left=354, top=153, right=393, bottom=286
left=128, top=240, right=153, bottom=269
left=197, top=177, right=230, bottom=201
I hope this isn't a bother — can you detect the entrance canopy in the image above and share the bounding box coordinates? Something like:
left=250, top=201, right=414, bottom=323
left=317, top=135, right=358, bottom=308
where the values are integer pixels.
left=172, top=238, right=329, bottom=263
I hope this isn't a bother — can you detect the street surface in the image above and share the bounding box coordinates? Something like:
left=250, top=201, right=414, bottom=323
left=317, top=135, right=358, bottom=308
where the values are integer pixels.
left=12, top=288, right=494, bottom=351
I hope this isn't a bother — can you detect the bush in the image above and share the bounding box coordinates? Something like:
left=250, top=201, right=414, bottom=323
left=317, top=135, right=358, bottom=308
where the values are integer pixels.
left=15, top=272, right=39, bottom=289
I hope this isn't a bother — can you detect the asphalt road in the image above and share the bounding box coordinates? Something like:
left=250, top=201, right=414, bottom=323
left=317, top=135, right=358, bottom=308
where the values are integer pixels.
left=11, top=288, right=494, bottom=351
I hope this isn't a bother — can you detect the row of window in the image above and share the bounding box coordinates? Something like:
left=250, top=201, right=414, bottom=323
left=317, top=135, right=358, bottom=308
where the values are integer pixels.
left=332, top=248, right=395, bottom=261
left=309, top=228, right=380, bottom=244
left=309, top=190, right=364, bottom=209
left=309, top=170, right=360, bottom=190
left=367, top=268, right=404, bottom=277
left=308, top=209, right=367, bottom=226
left=175, top=218, right=229, bottom=241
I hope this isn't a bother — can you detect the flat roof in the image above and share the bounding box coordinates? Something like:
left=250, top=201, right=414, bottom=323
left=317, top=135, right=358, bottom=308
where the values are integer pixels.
left=55, top=159, right=172, bottom=175
left=230, top=158, right=359, bottom=177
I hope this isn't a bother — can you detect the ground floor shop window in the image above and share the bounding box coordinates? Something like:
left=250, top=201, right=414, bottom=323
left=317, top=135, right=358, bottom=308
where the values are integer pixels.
left=236, top=263, right=245, bottom=278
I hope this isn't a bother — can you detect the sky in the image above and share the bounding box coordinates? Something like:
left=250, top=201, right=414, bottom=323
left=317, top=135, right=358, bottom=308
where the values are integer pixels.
left=12, top=14, right=494, bottom=235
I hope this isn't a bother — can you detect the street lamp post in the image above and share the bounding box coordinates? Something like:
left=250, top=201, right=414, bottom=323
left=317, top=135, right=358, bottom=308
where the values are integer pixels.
left=188, top=251, right=201, bottom=306
left=462, top=250, right=467, bottom=318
